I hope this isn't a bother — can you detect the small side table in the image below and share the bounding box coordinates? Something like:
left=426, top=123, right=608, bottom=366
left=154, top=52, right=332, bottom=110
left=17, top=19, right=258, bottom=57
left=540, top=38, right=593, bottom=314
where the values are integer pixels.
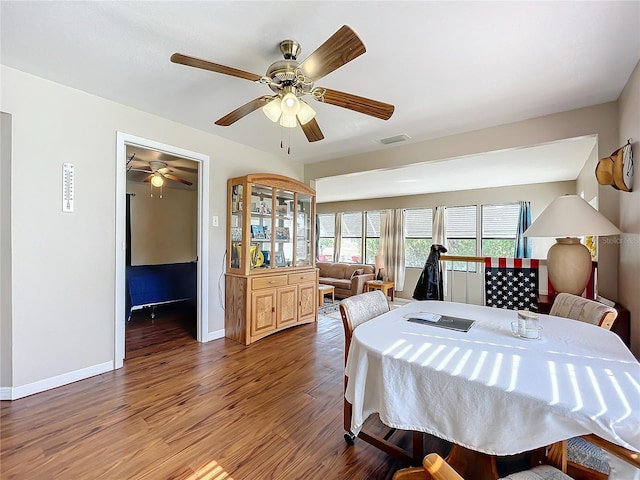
left=365, top=280, right=395, bottom=301
left=318, top=284, right=335, bottom=306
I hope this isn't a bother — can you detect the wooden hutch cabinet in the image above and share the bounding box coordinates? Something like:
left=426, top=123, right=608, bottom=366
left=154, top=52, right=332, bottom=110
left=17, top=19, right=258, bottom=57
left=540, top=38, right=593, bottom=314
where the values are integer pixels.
left=225, top=173, right=317, bottom=345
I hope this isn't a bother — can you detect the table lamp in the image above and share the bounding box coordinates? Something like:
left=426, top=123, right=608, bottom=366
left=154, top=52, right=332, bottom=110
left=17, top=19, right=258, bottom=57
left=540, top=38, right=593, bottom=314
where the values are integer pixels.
left=523, top=195, right=621, bottom=295
left=375, top=255, right=385, bottom=281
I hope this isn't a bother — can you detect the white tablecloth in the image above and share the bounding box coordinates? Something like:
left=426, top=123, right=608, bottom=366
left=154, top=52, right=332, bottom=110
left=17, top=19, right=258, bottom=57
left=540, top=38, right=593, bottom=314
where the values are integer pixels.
left=344, top=301, right=640, bottom=456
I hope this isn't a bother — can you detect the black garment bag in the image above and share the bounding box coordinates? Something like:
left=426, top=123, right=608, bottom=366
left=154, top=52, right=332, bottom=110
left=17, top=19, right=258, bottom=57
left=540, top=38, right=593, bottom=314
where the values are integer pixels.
left=413, top=245, right=447, bottom=301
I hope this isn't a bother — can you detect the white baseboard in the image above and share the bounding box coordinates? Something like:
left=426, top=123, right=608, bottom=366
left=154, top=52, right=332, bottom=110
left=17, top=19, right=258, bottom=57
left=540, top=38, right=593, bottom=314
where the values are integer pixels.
left=0, top=387, right=12, bottom=401
left=203, top=328, right=225, bottom=342
left=2, top=361, right=113, bottom=400
left=2, top=331, right=226, bottom=401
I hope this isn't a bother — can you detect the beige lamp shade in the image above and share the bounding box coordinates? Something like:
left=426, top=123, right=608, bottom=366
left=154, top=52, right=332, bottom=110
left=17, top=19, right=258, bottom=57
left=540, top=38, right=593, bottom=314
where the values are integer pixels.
left=297, top=100, right=316, bottom=125
left=262, top=97, right=282, bottom=122
left=524, top=195, right=621, bottom=295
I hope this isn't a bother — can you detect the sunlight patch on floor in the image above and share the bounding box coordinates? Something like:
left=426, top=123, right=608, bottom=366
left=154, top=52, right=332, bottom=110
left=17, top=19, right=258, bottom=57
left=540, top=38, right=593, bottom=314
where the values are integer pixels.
left=192, top=460, right=234, bottom=480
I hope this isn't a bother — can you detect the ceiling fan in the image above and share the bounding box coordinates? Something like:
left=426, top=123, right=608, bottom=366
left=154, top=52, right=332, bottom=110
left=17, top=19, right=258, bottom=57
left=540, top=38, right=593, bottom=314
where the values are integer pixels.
left=127, top=160, right=193, bottom=186
left=170, top=25, right=394, bottom=144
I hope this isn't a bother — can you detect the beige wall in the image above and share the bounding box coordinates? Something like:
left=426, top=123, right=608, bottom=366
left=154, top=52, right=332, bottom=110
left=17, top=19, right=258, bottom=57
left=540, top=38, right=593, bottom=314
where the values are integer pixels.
left=1, top=66, right=303, bottom=391
left=318, top=180, right=574, bottom=298
left=618, top=60, right=640, bottom=356
left=305, top=103, right=619, bottom=182
left=127, top=182, right=197, bottom=265
left=1, top=113, right=12, bottom=389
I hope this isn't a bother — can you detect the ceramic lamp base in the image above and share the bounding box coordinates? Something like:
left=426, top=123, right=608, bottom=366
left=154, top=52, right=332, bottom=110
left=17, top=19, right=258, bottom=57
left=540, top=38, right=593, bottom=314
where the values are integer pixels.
left=547, top=237, right=592, bottom=295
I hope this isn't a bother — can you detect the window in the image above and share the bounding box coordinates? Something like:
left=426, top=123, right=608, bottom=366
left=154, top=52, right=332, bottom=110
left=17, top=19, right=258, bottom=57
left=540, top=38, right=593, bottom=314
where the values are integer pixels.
left=317, top=213, right=335, bottom=261
left=404, top=208, right=433, bottom=267
left=365, top=211, right=381, bottom=264
left=339, top=212, right=363, bottom=263
left=481, top=203, right=519, bottom=257
left=446, top=205, right=477, bottom=270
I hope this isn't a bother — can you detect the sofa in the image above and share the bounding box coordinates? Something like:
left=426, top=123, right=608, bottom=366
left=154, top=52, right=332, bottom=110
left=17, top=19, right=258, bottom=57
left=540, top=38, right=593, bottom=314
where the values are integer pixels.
left=317, top=262, right=375, bottom=299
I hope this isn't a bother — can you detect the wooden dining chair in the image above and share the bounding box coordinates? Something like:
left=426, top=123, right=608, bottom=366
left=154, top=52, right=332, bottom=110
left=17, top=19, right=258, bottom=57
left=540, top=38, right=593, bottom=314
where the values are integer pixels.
left=392, top=453, right=574, bottom=480
left=340, top=291, right=424, bottom=464
left=548, top=293, right=620, bottom=479
left=549, top=293, right=617, bottom=330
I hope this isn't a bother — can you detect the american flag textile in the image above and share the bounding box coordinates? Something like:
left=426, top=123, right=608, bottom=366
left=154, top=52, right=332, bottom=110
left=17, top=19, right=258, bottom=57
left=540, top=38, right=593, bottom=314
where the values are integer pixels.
left=485, top=258, right=539, bottom=311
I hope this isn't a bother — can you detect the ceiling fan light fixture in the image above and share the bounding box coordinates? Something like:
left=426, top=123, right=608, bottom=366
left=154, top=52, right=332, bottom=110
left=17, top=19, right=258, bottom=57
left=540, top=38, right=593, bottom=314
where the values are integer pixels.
left=279, top=114, right=297, bottom=128
left=281, top=91, right=300, bottom=116
left=297, top=100, right=316, bottom=125
left=262, top=97, right=282, bottom=122
left=151, top=174, right=164, bottom=187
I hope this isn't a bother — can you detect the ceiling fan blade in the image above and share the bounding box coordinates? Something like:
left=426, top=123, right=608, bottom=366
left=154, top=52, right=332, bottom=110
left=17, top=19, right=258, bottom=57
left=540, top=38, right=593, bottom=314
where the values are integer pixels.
left=172, top=166, right=199, bottom=174
left=215, top=96, right=272, bottom=126
left=163, top=173, right=193, bottom=186
left=299, top=25, right=366, bottom=82
left=142, top=174, right=153, bottom=183
left=129, top=168, right=153, bottom=173
left=315, top=88, right=395, bottom=120
left=171, top=53, right=262, bottom=82
left=300, top=118, right=324, bottom=142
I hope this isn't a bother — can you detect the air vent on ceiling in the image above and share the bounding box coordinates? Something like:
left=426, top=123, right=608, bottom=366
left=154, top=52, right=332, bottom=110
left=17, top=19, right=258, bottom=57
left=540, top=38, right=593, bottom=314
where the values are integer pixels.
left=378, top=134, right=411, bottom=145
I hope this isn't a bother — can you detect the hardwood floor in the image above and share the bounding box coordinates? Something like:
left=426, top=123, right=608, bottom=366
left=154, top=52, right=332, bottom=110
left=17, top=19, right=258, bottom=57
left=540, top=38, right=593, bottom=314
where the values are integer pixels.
left=125, top=302, right=198, bottom=360
left=1, top=309, right=419, bottom=479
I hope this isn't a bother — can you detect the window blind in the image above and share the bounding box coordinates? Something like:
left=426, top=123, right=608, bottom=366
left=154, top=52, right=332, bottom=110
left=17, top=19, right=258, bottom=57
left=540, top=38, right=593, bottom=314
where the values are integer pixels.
left=366, top=211, right=381, bottom=237
left=482, top=203, right=519, bottom=238
left=405, top=208, right=433, bottom=237
left=318, top=213, right=335, bottom=237
left=446, top=205, right=476, bottom=238
left=341, top=212, right=363, bottom=237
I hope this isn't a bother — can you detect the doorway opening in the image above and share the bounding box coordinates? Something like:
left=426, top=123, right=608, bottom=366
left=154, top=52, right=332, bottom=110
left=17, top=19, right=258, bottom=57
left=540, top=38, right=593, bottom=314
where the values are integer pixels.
left=115, top=132, right=209, bottom=369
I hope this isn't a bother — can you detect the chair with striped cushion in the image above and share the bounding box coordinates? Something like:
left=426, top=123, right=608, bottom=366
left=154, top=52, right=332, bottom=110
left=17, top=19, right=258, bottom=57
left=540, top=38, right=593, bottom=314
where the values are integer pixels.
left=549, top=294, right=619, bottom=479
left=549, top=293, right=617, bottom=330
left=392, top=453, right=573, bottom=480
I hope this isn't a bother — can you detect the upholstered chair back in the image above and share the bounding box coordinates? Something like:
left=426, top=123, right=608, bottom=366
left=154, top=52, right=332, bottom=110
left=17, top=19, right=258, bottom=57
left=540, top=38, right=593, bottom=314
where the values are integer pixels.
left=339, top=290, right=389, bottom=361
left=550, top=293, right=617, bottom=330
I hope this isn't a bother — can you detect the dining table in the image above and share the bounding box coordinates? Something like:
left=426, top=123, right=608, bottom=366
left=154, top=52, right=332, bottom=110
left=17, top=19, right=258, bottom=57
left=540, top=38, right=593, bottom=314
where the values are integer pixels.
left=344, top=301, right=640, bottom=477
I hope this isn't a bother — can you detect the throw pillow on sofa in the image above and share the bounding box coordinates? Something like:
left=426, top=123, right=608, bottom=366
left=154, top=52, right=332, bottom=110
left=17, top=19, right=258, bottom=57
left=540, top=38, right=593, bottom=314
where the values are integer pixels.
left=351, top=269, right=364, bottom=279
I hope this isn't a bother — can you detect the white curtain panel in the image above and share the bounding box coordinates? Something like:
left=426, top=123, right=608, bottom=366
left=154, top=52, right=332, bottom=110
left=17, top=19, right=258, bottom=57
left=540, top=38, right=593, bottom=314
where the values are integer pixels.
left=333, top=212, right=343, bottom=263
left=433, top=206, right=448, bottom=295
left=380, top=209, right=406, bottom=291
left=433, top=206, right=446, bottom=246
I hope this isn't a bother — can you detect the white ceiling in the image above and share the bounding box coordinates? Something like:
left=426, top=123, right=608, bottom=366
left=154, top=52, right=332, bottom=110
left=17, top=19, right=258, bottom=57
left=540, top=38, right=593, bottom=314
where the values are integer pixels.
left=2, top=1, right=639, bottom=198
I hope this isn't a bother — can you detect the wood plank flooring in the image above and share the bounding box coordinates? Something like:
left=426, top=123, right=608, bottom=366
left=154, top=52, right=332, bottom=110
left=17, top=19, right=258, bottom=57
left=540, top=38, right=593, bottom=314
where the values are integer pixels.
left=1, top=307, right=420, bottom=479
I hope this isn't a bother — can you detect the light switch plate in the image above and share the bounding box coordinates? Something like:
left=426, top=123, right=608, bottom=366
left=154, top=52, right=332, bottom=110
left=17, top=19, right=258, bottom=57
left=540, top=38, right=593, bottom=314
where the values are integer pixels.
left=212, top=215, right=219, bottom=227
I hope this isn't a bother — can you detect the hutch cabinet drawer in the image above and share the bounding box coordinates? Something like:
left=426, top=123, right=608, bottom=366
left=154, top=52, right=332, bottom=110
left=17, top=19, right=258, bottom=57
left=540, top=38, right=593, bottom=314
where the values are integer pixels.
left=288, top=272, right=316, bottom=284
left=252, top=276, right=288, bottom=290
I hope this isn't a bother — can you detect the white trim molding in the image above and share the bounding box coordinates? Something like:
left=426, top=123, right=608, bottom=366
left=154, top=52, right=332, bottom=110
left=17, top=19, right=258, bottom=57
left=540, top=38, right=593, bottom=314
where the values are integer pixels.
left=203, top=328, right=225, bottom=343
left=2, top=361, right=113, bottom=400
left=115, top=132, right=210, bottom=369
